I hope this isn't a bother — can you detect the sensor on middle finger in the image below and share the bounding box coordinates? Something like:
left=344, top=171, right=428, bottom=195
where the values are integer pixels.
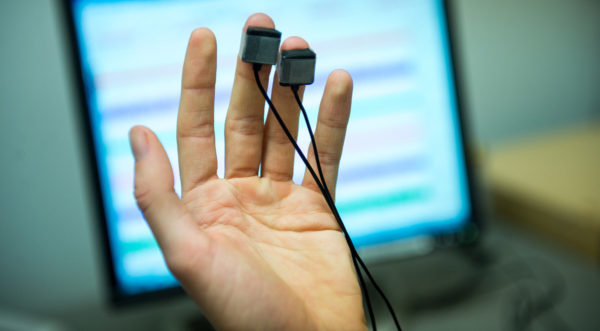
left=240, top=27, right=282, bottom=65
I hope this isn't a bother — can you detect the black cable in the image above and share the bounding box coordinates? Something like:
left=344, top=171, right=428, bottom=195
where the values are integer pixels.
left=291, top=86, right=402, bottom=331
left=289, top=85, right=378, bottom=330
left=252, top=64, right=376, bottom=330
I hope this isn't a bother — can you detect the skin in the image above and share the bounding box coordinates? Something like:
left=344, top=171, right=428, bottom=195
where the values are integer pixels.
left=129, top=13, right=366, bottom=330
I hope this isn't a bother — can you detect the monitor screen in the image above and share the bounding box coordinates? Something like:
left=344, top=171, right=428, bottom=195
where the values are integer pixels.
left=66, top=0, right=473, bottom=301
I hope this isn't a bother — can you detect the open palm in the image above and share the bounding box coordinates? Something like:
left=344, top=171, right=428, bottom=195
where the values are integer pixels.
left=129, top=14, right=365, bottom=331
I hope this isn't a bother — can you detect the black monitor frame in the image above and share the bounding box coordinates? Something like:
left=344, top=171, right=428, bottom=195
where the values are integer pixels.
left=60, top=0, right=480, bottom=306
left=60, top=0, right=185, bottom=306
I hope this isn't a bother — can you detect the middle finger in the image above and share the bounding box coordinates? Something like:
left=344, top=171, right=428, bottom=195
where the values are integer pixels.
left=225, top=13, right=275, bottom=178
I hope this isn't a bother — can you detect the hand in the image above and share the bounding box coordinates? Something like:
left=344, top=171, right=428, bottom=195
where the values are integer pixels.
left=129, top=13, right=364, bottom=330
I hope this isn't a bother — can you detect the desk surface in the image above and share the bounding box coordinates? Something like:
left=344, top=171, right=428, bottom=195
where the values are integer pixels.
left=369, top=217, right=600, bottom=331
left=486, top=124, right=600, bottom=262
left=54, top=216, right=600, bottom=331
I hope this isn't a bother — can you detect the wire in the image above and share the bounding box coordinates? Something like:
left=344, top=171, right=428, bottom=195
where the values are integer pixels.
left=291, top=86, right=402, bottom=331
left=289, top=85, right=377, bottom=330
left=252, top=64, right=377, bottom=330
left=252, top=63, right=403, bottom=330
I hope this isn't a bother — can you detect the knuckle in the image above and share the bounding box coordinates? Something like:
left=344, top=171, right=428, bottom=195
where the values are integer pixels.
left=226, top=115, right=264, bottom=136
left=262, top=167, right=292, bottom=181
left=133, top=182, right=153, bottom=214
left=320, top=113, right=349, bottom=130
left=264, top=133, right=292, bottom=148
left=178, top=121, right=215, bottom=140
left=317, top=149, right=340, bottom=167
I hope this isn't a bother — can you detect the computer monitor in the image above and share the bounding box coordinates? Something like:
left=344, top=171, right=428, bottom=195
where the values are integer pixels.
left=64, top=0, right=477, bottom=304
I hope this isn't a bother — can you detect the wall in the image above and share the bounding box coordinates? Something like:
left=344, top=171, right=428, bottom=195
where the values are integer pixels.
left=453, top=0, right=600, bottom=146
left=0, top=0, right=102, bottom=314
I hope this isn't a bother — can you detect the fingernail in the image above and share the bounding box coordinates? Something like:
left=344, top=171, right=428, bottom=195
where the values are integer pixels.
left=129, top=127, right=148, bottom=161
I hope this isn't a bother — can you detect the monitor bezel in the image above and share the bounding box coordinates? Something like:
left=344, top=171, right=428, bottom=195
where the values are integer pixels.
left=61, top=0, right=480, bottom=306
left=443, top=0, right=482, bottom=246
left=61, top=0, right=187, bottom=306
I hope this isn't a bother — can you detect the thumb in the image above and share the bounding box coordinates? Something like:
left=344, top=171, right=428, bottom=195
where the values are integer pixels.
left=130, top=125, right=184, bottom=248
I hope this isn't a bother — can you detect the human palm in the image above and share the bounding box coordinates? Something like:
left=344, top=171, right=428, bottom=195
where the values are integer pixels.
left=129, top=14, right=365, bottom=330
left=177, top=178, right=364, bottom=330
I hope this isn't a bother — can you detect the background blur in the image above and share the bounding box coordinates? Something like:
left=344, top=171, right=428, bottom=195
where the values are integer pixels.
left=0, top=1, right=598, bottom=330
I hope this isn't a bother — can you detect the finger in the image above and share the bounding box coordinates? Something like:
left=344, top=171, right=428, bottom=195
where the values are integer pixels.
left=177, top=28, right=218, bottom=194
left=130, top=126, right=188, bottom=249
left=260, top=37, right=309, bottom=181
left=302, top=70, right=353, bottom=200
left=225, top=13, right=275, bottom=178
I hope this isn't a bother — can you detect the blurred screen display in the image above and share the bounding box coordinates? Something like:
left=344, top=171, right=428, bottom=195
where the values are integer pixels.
left=70, top=0, right=471, bottom=296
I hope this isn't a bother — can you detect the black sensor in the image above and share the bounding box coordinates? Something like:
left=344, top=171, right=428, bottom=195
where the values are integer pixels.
left=277, top=48, right=316, bottom=86
left=240, top=27, right=282, bottom=65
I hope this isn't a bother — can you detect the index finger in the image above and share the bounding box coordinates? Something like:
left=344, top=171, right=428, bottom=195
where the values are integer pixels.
left=177, top=28, right=218, bottom=194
